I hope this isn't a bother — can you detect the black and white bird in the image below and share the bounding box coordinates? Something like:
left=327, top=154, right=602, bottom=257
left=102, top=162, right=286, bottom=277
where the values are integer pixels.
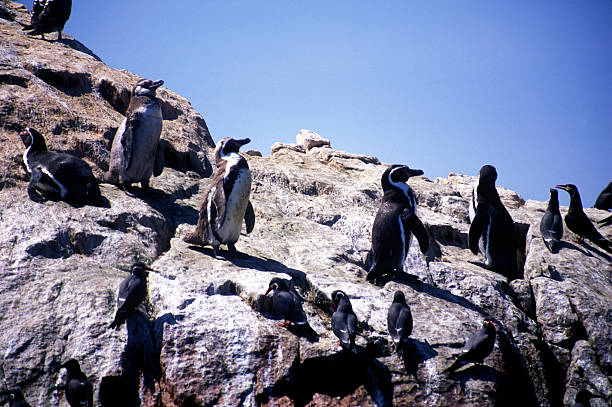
left=367, top=165, right=429, bottom=283
left=540, top=188, right=563, bottom=254
left=3, top=389, right=31, bottom=407
left=469, top=165, right=519, bottom=279
left=387, top=290, right=413, bottom=348
left=22, top=0, right=72, bottom=40
left=61, top=359, right=93, bottom=407
left=19, top=128, right=102, bottom=205
left=331, top=290, right=358, bottom=351
left=108, top=262, right=154, bottom=330
left=107, top=79, right=165, bottom=193
left=443, top=318, right=496, bottom=373
left=183, top=137, right=255, bottom=257
left=594, top=181, right=612, bottom=211
left=556, top=184, right=612, bottom=254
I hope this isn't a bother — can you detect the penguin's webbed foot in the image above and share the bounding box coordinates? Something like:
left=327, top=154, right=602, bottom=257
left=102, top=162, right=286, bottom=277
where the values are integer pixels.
left=278, top=321, right=291, bottom=327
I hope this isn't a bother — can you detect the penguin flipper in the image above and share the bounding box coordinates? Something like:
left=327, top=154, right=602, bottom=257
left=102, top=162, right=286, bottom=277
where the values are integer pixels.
left=27, top=167, right=45, bottom=202
left=153, top=142, right=164, bottom=177
left=468, top=203, right=489, bottom=255
left=120, top=117, right=138, bottom=171
left=402, top=210, right=429, bottom=253
left=244, top=201, right=255, bottom=233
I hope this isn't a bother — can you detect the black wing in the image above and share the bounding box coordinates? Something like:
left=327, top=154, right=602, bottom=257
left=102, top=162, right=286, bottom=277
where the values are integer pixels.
left=468, top=202, right=489, bottom=255
left=402, top=209, right=429, bottom=253
left=244, top=201, right=255, bottom=233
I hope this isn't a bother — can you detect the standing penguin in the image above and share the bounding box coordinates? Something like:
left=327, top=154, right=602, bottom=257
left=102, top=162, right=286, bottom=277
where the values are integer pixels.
left=107, top=79, right=165, bottom=193
left=387, top=290, right=413, bottom=348
left=556, top=184, right=612, bottom=253
left=331, top=290, right=358, bottom=351
left=183, top=137, right=255, bottom=257
left=60, top=359, right=93, bottom=407
left=19, top=128, right=102, bottom=205
left=367, top=165, right=429, bottom=283
left=22, top=0, right=72, bottom=40
left=540, top=188, right=563, bottom=254
left=264, top=277, right=318, bottom=340
left=594, top=182, right=612, bottom=211
left=443, top=318, right=496, bottom=373
left=108, top=262, right=154, bottom=330
left=468, top=165, right=519, bottom=279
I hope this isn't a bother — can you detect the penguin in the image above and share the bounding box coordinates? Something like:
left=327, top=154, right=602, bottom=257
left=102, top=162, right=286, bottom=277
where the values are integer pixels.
left=540, top=188, right=563, bottom=254
left=387, top=290, right=413, bottom=348
left=594, top=181, right=612, bottom=210
left=367, top=165, right=429, bottom=283
left=3, top=389, right=31, bottom=407
left=443, top=318, right=496, bottom=373
left=468, top=165, right=519, bottom=279
left=264, top=277, right=318, bottom=340
left=107, top=78, right=165, bottom=193
left=108, top=262, right=154, bottom=330
left=22, top=0, right=72, bottom=41
left=183, top=137, right=255, bottom=257
left=331, top=290, right=358, bottom=351
left=556, top=184, right=612, bottom=254
left=19, top=128, right=102, bottom=205
left=61, top=359, right=93, bottom=407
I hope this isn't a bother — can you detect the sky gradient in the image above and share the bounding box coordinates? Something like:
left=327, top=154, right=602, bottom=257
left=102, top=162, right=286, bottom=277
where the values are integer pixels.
left=18, top=1, right=612, bottom=206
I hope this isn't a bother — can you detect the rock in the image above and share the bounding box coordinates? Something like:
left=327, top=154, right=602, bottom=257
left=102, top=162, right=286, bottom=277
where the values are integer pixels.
left=295, top=129, right=330, bottom=150
left=270, top=142, right=305, bottom=155
left=1, top=3, right=611, bottom=406
left=244, top=149, right=263, bottom=157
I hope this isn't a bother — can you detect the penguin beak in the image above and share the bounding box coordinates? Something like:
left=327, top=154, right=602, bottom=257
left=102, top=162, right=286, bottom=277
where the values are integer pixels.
left=150, top=80, right=164, bottom=89
left=235, top=138, right=251, bottom=147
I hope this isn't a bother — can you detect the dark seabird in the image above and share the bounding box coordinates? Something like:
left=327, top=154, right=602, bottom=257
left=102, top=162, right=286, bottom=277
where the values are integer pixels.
left=540, top=188, right=563, bottom=254
left=22, top=0, right=72, bottom=40
left=108, top=262, right=154, bottom=330
left=183, top=137, right=255, bottom=257
left=20, top=128, right=102, bottom=205
left=264, top=277, right=318, bottom=340
left=443, top=318, right=496, bottom=373
left=556, top=184, right=612, bottom=254
left=367, top=164, right=429, bottom=283
left=387, top=290, right=413, bottom=348
left=61, top=359, right=93, bottom=407
left=593, top=181, right=612, bottom=210
left=331, top=290, right=358, bottom=351
left=468, top=165, right=519, bottom=279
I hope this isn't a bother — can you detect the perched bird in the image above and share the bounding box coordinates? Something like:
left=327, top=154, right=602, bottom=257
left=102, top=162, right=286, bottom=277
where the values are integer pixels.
left=387, top=290, right=413, bottom=348
left=367, top=164, right=429, bottom=283
left=264, top=277, right=318, bottom=340
left=19, top=128, right=102, bottom=205
left=540, top=188, right=563, bottom=254
left=556, top=184, right=612, bottom=254
left=3, top=389, right=31, bottom=407
left=108, top=262, right=154, bottom=330
left=22, top=0, right=72, bottom=41
left=593, top=181, right=612, bottom=210
left=107, top=79, right=165, bottom=193
left=331, top=290, right=358, bottom=351
left=61, top=359, right=93, bottom=407
left=183, top=137, right=255, bottom=257
left=469, top=165, right=519, bottom=279
left=443, top=318, right=496, bottom=373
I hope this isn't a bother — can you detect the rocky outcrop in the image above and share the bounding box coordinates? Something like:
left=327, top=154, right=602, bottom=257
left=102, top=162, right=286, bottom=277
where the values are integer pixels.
left=1, top=2, right=611, bottom=407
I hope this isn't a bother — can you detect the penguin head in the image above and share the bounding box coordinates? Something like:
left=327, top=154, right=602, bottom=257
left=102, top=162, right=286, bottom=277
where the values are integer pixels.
left=215, top=137, right=251, bottom=160
left=19, top=127, right=48, bottom=151
left=478, top=165, right=497, bottom=186
left=392, top=290, right=406, bottom=304
left=61, top=358, right=82, bottom=376
left=382, top=165, right=423, bottom=191
left=130, top=262, right=155, bottom=278
left=265, top=277, right=290, bottom=296
left=133, top=78, right=164, bottom=97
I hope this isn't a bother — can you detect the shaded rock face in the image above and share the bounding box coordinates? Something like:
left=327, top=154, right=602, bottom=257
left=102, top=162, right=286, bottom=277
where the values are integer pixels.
left=1, top=3, right=611, bottom=407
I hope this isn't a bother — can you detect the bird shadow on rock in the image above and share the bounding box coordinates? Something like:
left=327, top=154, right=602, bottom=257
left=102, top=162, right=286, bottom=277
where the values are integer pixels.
left=135, top=186, right=199, bottom=228
left=558, top=240, right=592, bottom=257
left=56, top=37, right=103, bottom=61
left=256, top=349, right=393, bottom=407
left=99, top=311, right=179, bottom=407
left=398, top=338, right=438, bottom=377
left=446, top=364, right=499, bottom=394
left=577, top=241, right=611, bottom=261
left=391, top=271, right=487, bottom=316
left=224, top=252, right=307, bottom=282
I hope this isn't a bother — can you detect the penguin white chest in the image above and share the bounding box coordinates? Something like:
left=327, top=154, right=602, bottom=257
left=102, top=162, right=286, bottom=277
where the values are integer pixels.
left=216, top=167, right=252, bottom=243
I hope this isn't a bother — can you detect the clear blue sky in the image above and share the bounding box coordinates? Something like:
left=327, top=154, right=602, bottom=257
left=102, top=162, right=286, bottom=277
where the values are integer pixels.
left=19, top=1, right=612, bottom=205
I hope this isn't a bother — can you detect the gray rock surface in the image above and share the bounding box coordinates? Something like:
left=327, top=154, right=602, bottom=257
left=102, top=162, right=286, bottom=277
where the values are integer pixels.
left=1, top=2, right=611, bottom=406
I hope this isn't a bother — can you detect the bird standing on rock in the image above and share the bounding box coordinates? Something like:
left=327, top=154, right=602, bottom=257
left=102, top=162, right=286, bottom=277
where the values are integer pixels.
left=331, top=290, right=358, bottom=351
left=443, top=318, right=496, bottom=373
left=540, top=188, right=563, bottom=254
left=593, top=181, right=612, bottom=210
left=183, top=137, right=255, bottom=257
left=22, top=0, right=72, bottom=40
left=556, top=184, right=612, bottom=254
left=60, top=359, right=93, bottom=407
left=264, top=277, right=318, bottom=340
left=108, top=262, right=154, bottom=330
left=387, top=290, right=413, bottom=349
